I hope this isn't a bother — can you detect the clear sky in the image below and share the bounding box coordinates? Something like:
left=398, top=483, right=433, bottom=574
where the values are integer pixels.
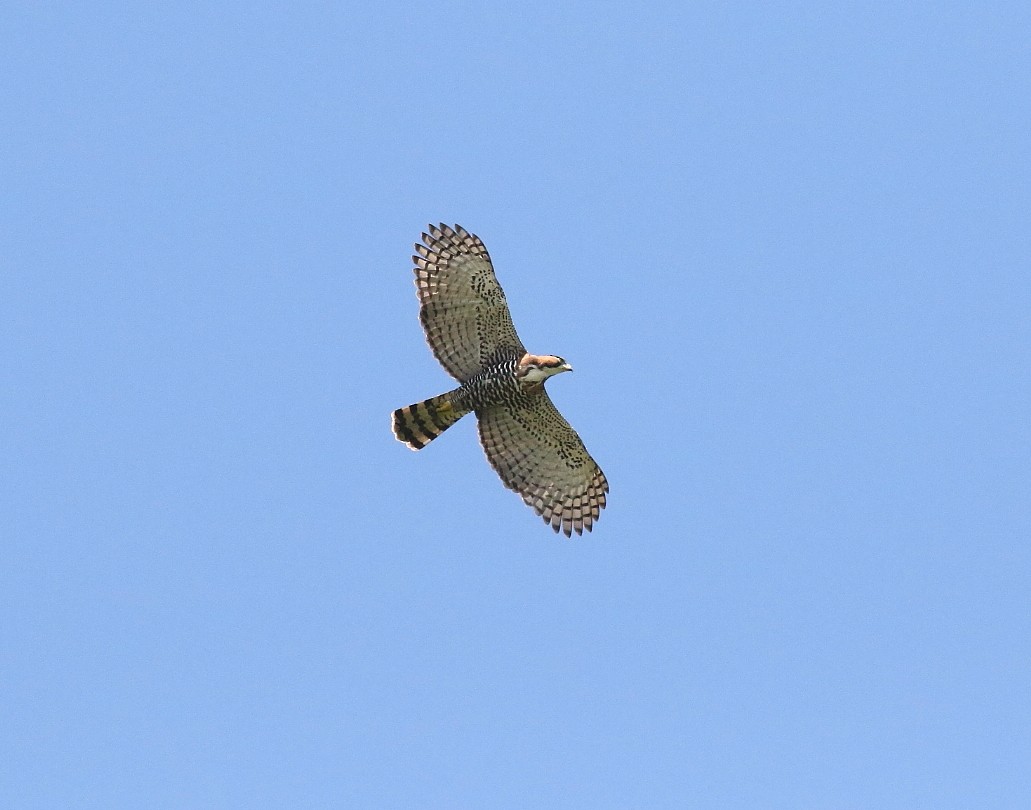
left=3, top=2, right=1029, bottom=807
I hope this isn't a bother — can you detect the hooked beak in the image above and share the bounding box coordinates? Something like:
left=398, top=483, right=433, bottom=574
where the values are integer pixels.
left=561, top=362, right=573, bottom=372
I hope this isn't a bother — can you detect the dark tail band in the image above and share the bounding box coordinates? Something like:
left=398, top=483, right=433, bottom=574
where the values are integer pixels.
left=392, top=393, right=467, bottom=450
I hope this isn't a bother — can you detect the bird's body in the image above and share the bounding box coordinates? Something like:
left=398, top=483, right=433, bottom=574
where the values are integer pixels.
left=392, top=224, right=608, bottom=536
left=393, top=353, right=570, bottom=448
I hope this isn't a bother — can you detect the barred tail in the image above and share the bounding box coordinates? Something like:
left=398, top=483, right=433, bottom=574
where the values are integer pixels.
left=392, top=392, right=468, bottom=450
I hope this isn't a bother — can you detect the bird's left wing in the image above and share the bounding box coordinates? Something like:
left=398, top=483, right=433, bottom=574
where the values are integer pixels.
left=476, top=392, right=608, bottom=536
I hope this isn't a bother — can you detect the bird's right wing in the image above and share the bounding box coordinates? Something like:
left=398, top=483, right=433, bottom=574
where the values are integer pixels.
left=413, top=224, right=527, bottom=382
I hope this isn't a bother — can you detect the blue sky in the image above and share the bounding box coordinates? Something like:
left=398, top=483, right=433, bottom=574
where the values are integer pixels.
left=3, top=2, right=1030, bottom=807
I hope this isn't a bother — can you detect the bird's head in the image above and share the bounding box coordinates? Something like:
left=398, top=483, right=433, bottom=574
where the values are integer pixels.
left=517, top=353, right=573, bottom=384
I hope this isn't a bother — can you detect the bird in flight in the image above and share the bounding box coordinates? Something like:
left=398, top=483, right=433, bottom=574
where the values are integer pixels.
left=392, top=224, right=608, bottom=536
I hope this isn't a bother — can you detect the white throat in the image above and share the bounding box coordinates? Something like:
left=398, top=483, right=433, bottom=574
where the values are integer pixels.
left=522, top=366, right=552, bottom=383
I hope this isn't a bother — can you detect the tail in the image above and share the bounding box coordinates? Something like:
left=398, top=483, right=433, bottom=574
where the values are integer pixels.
left=392, top=392, right=469, bottom=450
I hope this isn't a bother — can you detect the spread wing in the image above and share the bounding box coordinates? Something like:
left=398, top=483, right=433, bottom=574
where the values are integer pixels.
left=413, top=224, right=527, bottom=382
left=477, top=391, right=608, bottom=536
